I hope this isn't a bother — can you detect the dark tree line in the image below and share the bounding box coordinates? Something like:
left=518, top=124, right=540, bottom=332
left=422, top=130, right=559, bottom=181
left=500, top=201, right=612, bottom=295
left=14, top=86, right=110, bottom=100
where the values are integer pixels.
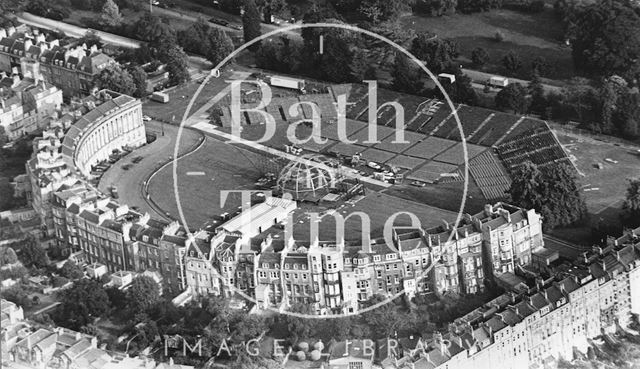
left=508, top=161, right=587, bottom=230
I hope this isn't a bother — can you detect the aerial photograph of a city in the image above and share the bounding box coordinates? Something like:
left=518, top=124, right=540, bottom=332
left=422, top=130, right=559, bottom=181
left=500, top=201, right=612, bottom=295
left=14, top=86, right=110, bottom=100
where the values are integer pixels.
left=0, top=0, right=639, bottom=368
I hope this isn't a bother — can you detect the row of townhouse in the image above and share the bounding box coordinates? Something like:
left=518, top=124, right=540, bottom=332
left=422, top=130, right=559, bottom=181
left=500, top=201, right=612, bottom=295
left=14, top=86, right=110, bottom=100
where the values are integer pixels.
left=0, top=73, right=62, bottom=140
left=0, top=26, right=115, bottom=98
left=183, top=201, right=543, bottom=315
left=27, top=89, right=144, bottom=237
left=375, top=227, right=640, bottom=369
left=50, top=183, right=211, bottom=295
left=0, top=299, right=190, bottom=369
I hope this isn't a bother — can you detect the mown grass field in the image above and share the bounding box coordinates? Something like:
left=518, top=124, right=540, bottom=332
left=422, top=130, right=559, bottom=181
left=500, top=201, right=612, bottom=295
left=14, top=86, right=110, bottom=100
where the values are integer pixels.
left=400, top=8, right=575, bottom=81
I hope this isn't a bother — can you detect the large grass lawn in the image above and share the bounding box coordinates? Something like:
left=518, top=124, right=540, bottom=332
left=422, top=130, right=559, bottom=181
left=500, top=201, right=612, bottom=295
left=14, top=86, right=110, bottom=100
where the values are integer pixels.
left=142, top=71, right=232, bottom=123
left=401, top=9, right=575, bottom=81
left=147, top=136, right=267, bottom=229
left=556, top=132, right=640, bottom=221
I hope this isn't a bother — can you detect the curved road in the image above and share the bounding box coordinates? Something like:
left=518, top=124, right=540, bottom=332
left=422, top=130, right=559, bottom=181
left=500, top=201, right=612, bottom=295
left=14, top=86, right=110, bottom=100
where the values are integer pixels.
left=98, top=121, right=204, bottom=221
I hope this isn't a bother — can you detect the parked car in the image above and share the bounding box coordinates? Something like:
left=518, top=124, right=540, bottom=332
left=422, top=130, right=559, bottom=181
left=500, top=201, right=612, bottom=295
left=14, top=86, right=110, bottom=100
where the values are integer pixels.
left=367, top=161, right=381, bottom=170
left=209, top=18, right=229, bottom=26
left=111, top=186, right=119, bottom=199
left=410, top=180, right=426, bottom=187
left=143, top=115, right=152, bottom=122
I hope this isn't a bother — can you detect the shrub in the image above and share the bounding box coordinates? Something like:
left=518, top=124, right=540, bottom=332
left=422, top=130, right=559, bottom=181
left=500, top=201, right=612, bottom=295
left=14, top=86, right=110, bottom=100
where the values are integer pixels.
left=295, top=351, right=306, bottom=361
left=310, top=350, right=321, bottom=361
left=313, top=341, right=325, bottom=352
left=494, top=30, right=505, bottom=42
left=529, top=0, right=545, bottom=13
left=471, top=47, right=489, bottom=66
left=52, top=276, right=69, bottom=288
left=298, top=342, right=309, bottom=352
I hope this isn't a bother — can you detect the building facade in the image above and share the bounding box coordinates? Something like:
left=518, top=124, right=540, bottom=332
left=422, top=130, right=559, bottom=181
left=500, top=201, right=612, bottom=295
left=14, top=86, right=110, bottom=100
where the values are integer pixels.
left=0, top=26, right=115, bottom=98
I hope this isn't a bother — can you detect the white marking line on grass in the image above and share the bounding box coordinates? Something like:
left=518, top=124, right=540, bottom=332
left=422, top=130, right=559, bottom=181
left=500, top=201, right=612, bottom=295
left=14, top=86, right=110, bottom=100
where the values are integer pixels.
left=186, top=171, right=206, bottom=176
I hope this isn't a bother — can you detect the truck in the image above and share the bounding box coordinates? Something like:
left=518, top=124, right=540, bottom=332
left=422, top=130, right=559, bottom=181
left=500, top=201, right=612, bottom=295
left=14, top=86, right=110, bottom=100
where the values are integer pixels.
left=267, top=75, right=306, bottom=92
left=151, top=91, right=170, bottom=103
left=488, top=76, right=509, bottom=88
left=437, top=73, right=456, bottom=84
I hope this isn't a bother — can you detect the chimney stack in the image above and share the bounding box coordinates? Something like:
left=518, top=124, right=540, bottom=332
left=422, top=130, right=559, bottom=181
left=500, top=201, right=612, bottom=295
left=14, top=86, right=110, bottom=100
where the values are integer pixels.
left=484, top=204, right=494, bottom=217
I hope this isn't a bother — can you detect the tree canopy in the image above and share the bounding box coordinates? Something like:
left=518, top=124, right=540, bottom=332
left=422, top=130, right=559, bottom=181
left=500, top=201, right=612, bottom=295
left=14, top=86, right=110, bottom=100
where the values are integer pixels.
left=128, top=65, right=148, bottom=98
left=56, top=279, right=110, bottom=330
left=18, top=237, right=50, bottom=268
left=100, top=0, right=123, bottom=28
left=127, top=275, right=160, bottom=312
left=392, top=53, right=424, bottom=95
left=132, top=12, right=177, bottom=47
left=623, top=178, right=640, bottom=224
left=569, top=0, right=640, bottom=81
left=495, top=83, right=530, bottom=114
left=243, top=0, right=262, bottom=50
left=414, top=0, right=457, bottom=16
left=411, top=35, right=458, bottom=75
left=158, top=44, right=190, bottom=85
left=60, top=260, right=84, bottom=279
left=508, top=162, right=587, bottom=230
left=93, top=64, right=136, bottom=95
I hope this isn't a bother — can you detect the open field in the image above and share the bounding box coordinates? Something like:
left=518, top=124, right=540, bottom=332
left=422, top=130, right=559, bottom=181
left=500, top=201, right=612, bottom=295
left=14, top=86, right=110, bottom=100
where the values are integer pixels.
left=557, top=132, right=640, bottom=224
left=400, top=9, right=574, bottom=82
left=146, top=137, right=267, bottom=229
left=143, top=71, right=232, bottom=124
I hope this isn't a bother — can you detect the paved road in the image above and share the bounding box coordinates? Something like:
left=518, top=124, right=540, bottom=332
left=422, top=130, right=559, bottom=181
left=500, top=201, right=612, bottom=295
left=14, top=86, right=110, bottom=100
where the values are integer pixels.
left=14, top=12, right=211, bottom=70
left=98, top=121, right=204, bottom=221
left=29, top=301, right=61, bottom=316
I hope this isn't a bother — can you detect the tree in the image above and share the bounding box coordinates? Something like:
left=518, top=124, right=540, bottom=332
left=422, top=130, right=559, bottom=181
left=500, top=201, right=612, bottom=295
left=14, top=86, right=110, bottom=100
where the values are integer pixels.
left=439, top=71, right=477, bottom=106
left=159, top=45, right=191, bottom=85
left=57, top=279, right=110, bottom=330
left=0, top=247, right=18, bottom=264
left=0, top=0, right=24, bottom=13
left=613, top=89, right=640, bottom=138
left=128, top=65, right=148, bottom=98
left=414, top=0, right=457, bottom=16
left=495, top=83, right=530, bottom=114
left=205, top=28, right=235, bottom=67
left=531, top=56, right=550, bottom=76
left=528, top=72, right=548, bottom=114
left=569, top=0, right=640, bottom=80
left=357, top=0, right=409, bottom=24
left=3, top=286, right=33, bottom=308
left=127, top=275, right=160, bottom=312
left=52, top=276, right=69, bottom=288
left=243, top=0, right=262, bottom=50
left=25, top=0, right=70, bottom=20
left=94, top=64, right=136, bottom=95
left=361, top=295, right=408, bottom=339
left=502, top=51, right=522, bottom=72
left=471, top=47, right=489, bottom=67
left=257, top=0, right=289, bottom=23
left=457, top=0, right=503, bottom=13
left=100, top=0, right=123, bottom=28
left=281, top=303, right=317, bottom=343
left=18, top=237, right=49, bottom=268
left=508, top=162, right=587, bottom=230
left=60, top=260, right=84, bottom=279
left=623, top=178, right=640, bottom=222
left=392, top=53, right=424, bottom=95
left=411, top=35, right=458, bottom=75
left=132, top=12, right=177, bottom=47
